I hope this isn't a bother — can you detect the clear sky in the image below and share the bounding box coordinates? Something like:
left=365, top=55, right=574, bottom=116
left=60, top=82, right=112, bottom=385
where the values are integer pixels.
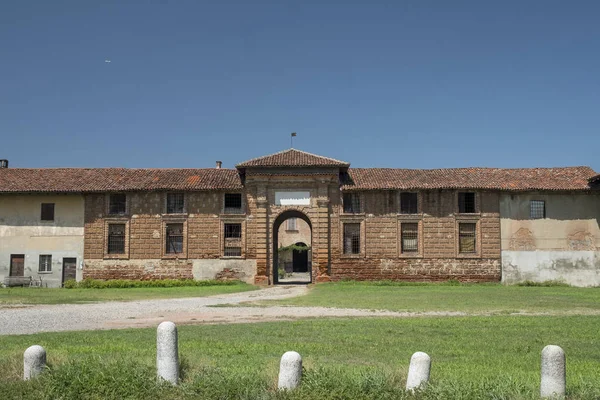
left=1, top=1, right=599, bottom=171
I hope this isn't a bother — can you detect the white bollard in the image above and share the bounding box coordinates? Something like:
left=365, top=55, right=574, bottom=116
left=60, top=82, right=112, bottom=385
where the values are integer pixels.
left=278, top=351, right=302, bottom=390
left=541, top=345, right=565, bottom=398
left=24, top=345, right=46, bottom=380
left=406, top=351, right=431, bottom=391
left=157, top=321, right=179, bottom=385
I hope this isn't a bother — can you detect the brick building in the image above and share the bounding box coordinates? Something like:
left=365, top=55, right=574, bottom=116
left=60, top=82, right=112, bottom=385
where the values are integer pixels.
left=0, top=150, right=599, bottom=286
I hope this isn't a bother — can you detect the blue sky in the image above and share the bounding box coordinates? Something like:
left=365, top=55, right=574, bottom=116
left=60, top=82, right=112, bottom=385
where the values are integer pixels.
left=1, top=1, right=599, bottom=171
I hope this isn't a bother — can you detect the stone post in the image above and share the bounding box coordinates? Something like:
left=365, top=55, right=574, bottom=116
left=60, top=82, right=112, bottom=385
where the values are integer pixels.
left=405, top=351, right=431, bottom=391
left=278, top=351, right=302, bottom=390
left=24, top=345, right=46, bottom=380
left=157, top=321, right=179, bottom=385
left=541, top=345, right=565, bottom=398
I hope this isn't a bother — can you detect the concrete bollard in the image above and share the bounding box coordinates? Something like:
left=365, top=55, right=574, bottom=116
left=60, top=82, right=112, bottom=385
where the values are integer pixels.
left=406, top=351, right=431, bottom=391
left=157, top=321, right=179, bottom=385
left=278, top=351, right=302, bottom=390
left=541, top=345, right=566, bottom=398
left=24, top=345, right=46, bottom=380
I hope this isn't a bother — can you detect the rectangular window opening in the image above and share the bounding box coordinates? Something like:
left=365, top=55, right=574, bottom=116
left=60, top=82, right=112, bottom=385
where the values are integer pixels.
left=458, top=192, right=476, bottom=213
left=400, top=193, right=418, bottom=214
left=287, top=218, right=297, bottom=231
left=343, top=193, right=361, bottom=213
left=39, top=254, right=52, bottom=272
left=224, top=223, right=242, bottom=239
left=109, top=194, right=127, bottom=215
left=459, top=223, right=477, bottom=253
left=401, top=223, right=419, bottom=253
left=41, top=203, right=55, bottom=221
left=166, top=193, right=185, bottom=214
left=530, top=200, right=546, bottom=219
left=166, top=223, right=184, bottom=254
left=224, top=193, right=243, bottom=214
left=343, top=223, right=361, bottom=255
left=107, top=224, right=126, bottom=254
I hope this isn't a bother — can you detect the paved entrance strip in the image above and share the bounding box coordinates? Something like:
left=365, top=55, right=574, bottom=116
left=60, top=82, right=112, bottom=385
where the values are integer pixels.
left=0, top=286, right=468, bottom=335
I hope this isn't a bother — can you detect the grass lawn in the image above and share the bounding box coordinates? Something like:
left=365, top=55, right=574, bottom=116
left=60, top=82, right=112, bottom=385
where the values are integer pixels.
left=261, top=282, right=600, bottom=314
left=0, top=283, right=256, bottom=305
left=2, top=316, right=600, bottom=399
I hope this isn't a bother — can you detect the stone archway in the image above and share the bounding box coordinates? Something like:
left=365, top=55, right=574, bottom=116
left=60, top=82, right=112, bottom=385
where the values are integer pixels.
left=272, top=210, right=312, bottom=284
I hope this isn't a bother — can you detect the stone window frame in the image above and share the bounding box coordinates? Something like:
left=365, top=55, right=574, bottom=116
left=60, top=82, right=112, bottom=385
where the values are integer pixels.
left=341, top=192, right=364, bottom=215
left=164, top=192, right=187, bottom=215
left=455, top=218, right=481, bottom=258
left=220, top=217, right=245, bottom=259
left=222, top=192, right=245, bottom=215
left=161, top=218, right=188, bottom=259
left=38, top=254, right=52, bottom=273
left=105, top=193, right=129, bottom=216
left=339, top=217, right=365, bottom=258
left=397, top=218, right=424, bottom=258
left=455, top=191, right=481, bottom=215
left=103, top=218, right=130, bottom=260
left=398, top=191, right=422, bottom=215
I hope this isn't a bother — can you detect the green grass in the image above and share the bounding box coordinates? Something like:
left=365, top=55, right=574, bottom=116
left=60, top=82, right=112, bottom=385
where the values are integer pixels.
left=1, top=316, right=600, bottom=399
left=261, top=281, right=600, bottom=314
left=0, top=282, right=256, bottom=305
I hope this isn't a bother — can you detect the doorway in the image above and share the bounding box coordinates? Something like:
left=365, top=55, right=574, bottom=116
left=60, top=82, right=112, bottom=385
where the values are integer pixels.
left=273, top=210, right=312, bottom=284
left=9, top=254, right=25, bottom=277
left=62, top=258, right=77, bottom=284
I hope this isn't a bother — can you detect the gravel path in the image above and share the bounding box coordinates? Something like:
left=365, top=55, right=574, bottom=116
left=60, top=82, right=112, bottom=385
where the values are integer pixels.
left=0, top=286, right=468, bottom=335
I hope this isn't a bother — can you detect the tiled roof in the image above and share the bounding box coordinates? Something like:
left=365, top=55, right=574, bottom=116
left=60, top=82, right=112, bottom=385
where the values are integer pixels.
left=341, top=167, right=598, bottom=191
left=236, top=148, right=350, bottom=168
left=0, top=168, right=243, bottom=193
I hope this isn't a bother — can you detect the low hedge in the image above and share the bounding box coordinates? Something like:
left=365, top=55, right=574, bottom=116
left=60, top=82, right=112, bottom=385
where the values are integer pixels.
left=63, top=278, right=242, bottom=289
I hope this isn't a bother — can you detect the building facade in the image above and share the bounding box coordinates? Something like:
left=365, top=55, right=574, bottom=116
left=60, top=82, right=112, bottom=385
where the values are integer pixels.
left=0, top=150, right=598, bottom=287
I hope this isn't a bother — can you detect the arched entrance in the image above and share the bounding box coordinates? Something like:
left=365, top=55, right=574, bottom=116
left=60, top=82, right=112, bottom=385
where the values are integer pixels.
left=273, top=210, right=312, bottom=284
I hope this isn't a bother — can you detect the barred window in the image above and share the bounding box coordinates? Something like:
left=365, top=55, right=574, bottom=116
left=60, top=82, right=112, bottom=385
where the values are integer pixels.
left=107, top=224, right=126, bottom=254
left=343, top=223, right=361, bottom=254
left=166, top=193, right=185, bottom=214
left=109, top=194, right=127, bottom=215
left=343, top=193, right=361, bottom=213
left=224, top=193, right=243, bottom=214
left=400, top=193, right=418, bottom=214
left=224, top=223, right=241, bottom=238
left=41, top=203, right=55, bottom=221
left=530, top=200, right=545, bottom=219
left=224, top=247, right=242, bottom=257
left=166, top=223, right=184, bottom=254
left=458, top=192, right=476, bottom=213
left=459, top=223, right=477, bottom=253
left=287, top=218, right=297, bottom=230
left=401, top=223, right=419, bottom=253
left=39, top=255, right=52, bottom=272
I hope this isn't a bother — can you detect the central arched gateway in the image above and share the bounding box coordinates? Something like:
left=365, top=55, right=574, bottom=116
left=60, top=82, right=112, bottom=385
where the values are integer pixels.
left=272, top=210, right=312, bottom=284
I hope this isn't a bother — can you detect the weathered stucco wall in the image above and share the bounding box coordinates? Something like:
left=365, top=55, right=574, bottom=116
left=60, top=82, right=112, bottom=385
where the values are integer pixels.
left=0, top=194, right=84, bottom=287
left=500, top=192, right=600, bottom=286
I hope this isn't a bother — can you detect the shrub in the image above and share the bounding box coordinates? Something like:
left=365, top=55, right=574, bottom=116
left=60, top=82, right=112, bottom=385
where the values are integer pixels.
left=515, top=280, right=571, bottom=287
left=64, top=278, right=243, bottom=289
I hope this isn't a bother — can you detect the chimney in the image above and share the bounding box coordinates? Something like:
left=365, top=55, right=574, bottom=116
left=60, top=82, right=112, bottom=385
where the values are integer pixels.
left=216, top=161, right=222, bottom=169
left=0, top=159, right=8, bottom=168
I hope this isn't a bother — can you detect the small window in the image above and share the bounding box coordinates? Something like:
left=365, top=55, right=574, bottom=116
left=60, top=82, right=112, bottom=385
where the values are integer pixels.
left=458, top=192, right=476, bottom=213
left=343, top=223, right=361, bottom=254
left=166, top=193, right=185, bottom=214
left=530, top=200, right=545, bottom=219
left=109, top=194, right=127, bottom=215
left=41, top=203, right=55, bottom=221
left=107, top=224, right=126, bottom=254
left=401, top=223, right=419, bottom=253
left=224, top=223, right=242, bottom=239
left=224, top=247, right=242, bottom=257
left=459, top=223, right=477, bottom=253
left=400, top=193, right=418, bottom=214
left=224, top=193, right=243, bottom=214
left=166, top=223, right=184, bottom=254
left=39, top=255, right=52, bottom=272
left=287, top=218, right=297, bottom=231
left=343, top=193, right=361, bottom=213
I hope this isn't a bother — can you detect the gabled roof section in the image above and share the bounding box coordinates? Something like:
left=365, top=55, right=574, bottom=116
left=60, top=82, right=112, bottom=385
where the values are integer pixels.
left=0, top=168, right=243, bottom=193
left=341, top=166, right=598, bottom=191
left=236, top=148, right=350, bottom=168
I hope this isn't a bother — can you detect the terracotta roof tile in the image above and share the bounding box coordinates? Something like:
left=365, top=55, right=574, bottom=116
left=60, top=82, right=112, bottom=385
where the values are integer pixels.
left=341, top=167, right=598, bottom=191
left=236, top=149, right=349, bottom=168
left=0, top=168, right=242, bottom=193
